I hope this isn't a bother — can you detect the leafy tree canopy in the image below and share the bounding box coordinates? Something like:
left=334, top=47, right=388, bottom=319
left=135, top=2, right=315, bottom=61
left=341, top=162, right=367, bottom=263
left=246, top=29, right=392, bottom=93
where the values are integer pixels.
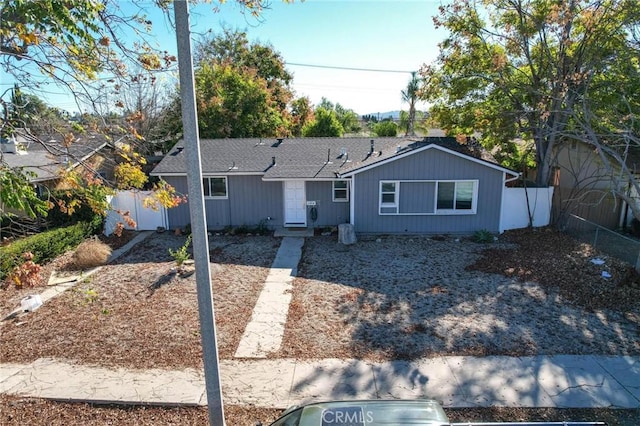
left=302, top=107, right=344, bottom=137
left=422, top=0, right=640, bottom=191
left=160, top=27, right=312, bottom=140
left=316, top=97, right=361, bottom=134
left=373, top=120, right=398, bottom=137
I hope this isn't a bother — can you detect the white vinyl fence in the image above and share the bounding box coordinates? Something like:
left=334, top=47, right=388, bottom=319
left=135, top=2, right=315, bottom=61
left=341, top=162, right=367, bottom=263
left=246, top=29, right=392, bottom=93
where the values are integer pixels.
left=104, top=190, right=167, bottom=236
left=500, top=187, right=554, bottom=232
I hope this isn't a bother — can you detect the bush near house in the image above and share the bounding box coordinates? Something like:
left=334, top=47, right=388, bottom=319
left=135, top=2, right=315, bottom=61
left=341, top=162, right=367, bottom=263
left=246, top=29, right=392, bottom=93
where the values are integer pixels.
left=0, top=218, right=102, bottom=282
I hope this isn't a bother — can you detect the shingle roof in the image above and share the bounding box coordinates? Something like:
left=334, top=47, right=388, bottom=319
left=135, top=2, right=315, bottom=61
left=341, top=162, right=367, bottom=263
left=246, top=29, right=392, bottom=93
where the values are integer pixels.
left=1, top=132, right=109, bottom=182
left=151, top=137, right=515, bottom=179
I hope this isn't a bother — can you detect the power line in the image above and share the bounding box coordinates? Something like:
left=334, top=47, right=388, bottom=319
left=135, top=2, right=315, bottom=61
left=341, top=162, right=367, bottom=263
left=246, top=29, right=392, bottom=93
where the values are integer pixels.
left=285, top=62, right=415, bottom=74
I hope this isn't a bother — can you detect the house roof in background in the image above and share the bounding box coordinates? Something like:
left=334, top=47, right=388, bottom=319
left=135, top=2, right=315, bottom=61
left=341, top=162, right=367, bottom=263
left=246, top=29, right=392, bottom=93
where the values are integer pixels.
left=151, top=136, right=517, bottom=180
left=1, top=131, right=109, bottom=182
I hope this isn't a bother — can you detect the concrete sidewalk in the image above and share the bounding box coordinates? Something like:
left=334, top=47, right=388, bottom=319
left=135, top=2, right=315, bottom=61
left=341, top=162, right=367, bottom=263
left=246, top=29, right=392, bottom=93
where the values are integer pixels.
left=1, top=355, right=638, bottom=409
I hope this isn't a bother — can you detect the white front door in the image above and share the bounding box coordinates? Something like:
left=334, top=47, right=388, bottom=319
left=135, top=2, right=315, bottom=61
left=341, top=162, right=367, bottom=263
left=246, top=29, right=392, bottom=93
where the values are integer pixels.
left=284, top=180, right=307, bottom=227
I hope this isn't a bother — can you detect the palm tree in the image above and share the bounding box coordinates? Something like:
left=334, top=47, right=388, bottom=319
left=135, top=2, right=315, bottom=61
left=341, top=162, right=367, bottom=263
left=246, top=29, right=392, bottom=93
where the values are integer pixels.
left=401, top=72, right=420, bottom=136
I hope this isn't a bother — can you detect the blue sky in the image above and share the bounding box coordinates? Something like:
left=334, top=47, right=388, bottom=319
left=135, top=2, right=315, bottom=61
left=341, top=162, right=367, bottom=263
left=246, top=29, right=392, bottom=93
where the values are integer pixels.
left=5, top=0, right=450, bottom=116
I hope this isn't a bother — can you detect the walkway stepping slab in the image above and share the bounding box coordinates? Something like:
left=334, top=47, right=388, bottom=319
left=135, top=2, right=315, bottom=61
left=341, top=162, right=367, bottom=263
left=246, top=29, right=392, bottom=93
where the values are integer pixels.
left=234, top=237, right=305, bottom=358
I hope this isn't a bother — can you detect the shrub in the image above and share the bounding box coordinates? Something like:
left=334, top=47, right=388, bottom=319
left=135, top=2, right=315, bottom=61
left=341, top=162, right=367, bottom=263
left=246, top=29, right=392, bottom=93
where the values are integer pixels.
left=0, top=219, right=102, bottom=282
left=8, top=252, right=41, bottom=288
left=472, top=229, right=495, bottom=243
left=168, top=234, right=192, bottom=266
left=73, top=238, right=112, bottom=269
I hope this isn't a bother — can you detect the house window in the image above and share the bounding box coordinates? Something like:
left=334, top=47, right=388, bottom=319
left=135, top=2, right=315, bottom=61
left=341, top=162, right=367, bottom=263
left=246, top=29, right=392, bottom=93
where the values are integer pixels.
left=333, top=180, right=349, bottom=202
left=203, top=177, right=227, bottom=198
left=436, top=181, right=475, bottom=212
left=379, top=181, right=399, bottom=214
left=379, top=179, right=477, bottom=215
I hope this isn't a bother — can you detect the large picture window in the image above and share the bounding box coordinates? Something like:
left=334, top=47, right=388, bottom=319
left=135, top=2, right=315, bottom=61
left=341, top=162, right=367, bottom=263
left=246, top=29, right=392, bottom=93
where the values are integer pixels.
left=203, top=177, right=227, bottom=198
left=333, top=180, right=349, bottom=202
left=437, top=181, right=474, bottom=211
left=379, top=179, right=477, bottom=215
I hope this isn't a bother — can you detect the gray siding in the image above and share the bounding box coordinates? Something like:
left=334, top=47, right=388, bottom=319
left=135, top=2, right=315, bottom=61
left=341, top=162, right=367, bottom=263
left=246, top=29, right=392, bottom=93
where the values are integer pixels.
left=305, top=181, right=350, bottom=227
left=162, top=175, right=282, bottom=230
left=353, top=149, right=505, bottom=234
left=162, top=176, right=191, bottom=229
left=227, top=175, right=281, bottom=228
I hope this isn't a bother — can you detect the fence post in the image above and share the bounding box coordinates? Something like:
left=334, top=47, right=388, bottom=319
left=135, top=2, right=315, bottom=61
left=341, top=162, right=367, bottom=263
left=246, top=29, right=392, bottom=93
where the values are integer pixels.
left=594, top=227, right=599, bottom=248
left=636, top=251, right=640, bottom=272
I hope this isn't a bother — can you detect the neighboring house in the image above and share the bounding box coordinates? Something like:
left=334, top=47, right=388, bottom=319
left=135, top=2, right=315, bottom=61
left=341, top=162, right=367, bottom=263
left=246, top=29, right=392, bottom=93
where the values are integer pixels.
left=552, top=139, right=640, bottom=229
left=151, top=136, right=520, bottom=234
left=1, top=130, right=113, bottom=215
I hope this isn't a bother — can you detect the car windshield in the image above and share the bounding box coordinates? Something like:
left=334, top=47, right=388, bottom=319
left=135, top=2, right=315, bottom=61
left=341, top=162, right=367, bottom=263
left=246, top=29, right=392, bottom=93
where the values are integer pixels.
left=271, top=400, right=449, bottom=426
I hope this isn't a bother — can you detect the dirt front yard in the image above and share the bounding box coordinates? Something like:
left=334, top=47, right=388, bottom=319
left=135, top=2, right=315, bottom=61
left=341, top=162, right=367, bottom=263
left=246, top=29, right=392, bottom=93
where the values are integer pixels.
left=1, top=227, right=640, bottom=425
left=278, top=229, right=639, bottom=361
left=1, top=233, right=280, bottom=369
left=1, top=228, right=639, bottom=369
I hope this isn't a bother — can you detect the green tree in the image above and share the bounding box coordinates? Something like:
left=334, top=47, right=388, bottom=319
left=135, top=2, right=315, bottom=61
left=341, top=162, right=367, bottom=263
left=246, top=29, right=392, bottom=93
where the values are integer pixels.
left=0, top=1, right=275, bottom=221
left=399, top=110, right=429, bottom=136
left=373, top=120, right=398, bottom=137
left=302, top=107, right=344, bottom=137
left=290, top=96, right=314, bottom=137
left=314, top=98, right=360, bottom=134
left=195, top=63, right=287, bottom=138
left=422, top=0, right=640, bottom=196
left=159, top=28, right=295, bottom=141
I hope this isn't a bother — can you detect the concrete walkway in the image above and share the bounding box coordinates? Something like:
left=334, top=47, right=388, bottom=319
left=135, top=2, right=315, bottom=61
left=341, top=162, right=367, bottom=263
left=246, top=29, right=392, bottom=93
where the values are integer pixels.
left=234, top=237, right=305, bottom=358
left=1, top=355, right=638, bottom=409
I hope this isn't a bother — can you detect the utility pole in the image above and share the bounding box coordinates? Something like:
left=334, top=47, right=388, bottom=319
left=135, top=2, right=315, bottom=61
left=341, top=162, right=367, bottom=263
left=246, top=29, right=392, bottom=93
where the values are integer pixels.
left=173, top=2, right=225, bottom=424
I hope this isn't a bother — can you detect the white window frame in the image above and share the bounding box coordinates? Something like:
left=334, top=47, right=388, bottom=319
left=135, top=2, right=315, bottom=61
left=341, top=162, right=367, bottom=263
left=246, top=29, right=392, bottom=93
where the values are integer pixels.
left=379, top=180, right=399, bottom=214
left=203, top=176, right=228, bottom=199
left=378, top=179, right=478, bottom=215
left=332, top=180, right=350, bottom=202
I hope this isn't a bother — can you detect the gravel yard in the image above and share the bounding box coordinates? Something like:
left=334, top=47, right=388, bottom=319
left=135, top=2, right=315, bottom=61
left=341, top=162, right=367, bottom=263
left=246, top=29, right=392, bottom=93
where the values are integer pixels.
left=278, top=230, right=639, bottom=360
left=1, top=233, right=279, bottom=369
left=1, top=228, right=639, bottom=368
left=1, top=227, right=640, bottom=425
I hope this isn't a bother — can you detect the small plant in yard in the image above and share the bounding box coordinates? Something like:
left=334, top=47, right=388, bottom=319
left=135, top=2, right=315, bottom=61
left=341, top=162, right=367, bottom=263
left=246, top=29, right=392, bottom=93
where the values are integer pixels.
left=254, top=219, right=270, bottom=235
left=473, top=229, right=495, bottom=243
left=169, top=234, right=192, bottom=267
left=73, top=238, right=112, bottom=269
left=8, top=252, right=41, bottom=288
left=83, top=287, right=99, bottom=304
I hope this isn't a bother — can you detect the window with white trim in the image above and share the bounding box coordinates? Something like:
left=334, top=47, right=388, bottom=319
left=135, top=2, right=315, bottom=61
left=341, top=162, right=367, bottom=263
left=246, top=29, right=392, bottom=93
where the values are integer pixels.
left=203, top=177, right=228, bottom=198
left=379, top=181, right=399, bottom=214
left=379, top=179, right=477, bottom=215
left=332, top=180, right=349, bottom=202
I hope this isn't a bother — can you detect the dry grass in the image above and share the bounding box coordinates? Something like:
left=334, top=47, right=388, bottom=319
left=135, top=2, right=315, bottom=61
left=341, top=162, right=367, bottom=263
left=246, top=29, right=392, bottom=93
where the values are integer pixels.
left=73, top=239, right=112, bottom=269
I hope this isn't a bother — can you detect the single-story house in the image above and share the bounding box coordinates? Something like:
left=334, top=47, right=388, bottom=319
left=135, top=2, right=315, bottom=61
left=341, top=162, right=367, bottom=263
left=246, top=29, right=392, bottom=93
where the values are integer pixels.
left=150, top=136, right=520, bottom=234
